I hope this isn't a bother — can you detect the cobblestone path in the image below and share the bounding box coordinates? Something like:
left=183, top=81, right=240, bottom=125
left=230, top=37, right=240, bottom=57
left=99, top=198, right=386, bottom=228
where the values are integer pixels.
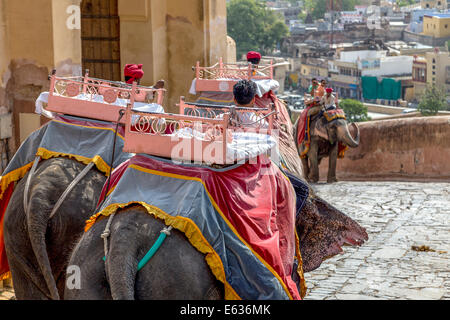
left=1, top=182, right=449, bottom=300
left=304, top=182, right=449, bottom=300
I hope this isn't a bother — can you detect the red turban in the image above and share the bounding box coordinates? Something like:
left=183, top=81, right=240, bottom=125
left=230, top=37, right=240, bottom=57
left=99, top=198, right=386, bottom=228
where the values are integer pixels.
left=124, top=64, right=144, bottom=84
left=326, top=88, right=333, bottom=93
left=246, top=51, right=261, bottom=61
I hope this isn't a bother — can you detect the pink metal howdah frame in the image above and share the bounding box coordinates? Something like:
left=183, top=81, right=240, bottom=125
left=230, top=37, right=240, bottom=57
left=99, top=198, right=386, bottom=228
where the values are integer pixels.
left=46, top=70, right=166, bottom=124
left=123, top=93, right=276, bottom=165
left=194, top=57, right=273, bottom=93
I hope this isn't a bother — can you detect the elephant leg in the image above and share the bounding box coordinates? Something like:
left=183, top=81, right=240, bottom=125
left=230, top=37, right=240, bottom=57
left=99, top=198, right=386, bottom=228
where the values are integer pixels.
left=64, top=217, right=112, bottom=300
left=301, top=157, right=310, bottom=181
left=6, top=255, right=49, bottom=300
left=308, top=141, right=319, bottom=183
left=327, top=143, right=338, bottom=183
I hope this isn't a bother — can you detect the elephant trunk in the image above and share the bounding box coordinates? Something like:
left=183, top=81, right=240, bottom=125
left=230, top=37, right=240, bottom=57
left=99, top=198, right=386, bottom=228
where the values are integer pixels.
left=338, top=122, right=360, bottom=148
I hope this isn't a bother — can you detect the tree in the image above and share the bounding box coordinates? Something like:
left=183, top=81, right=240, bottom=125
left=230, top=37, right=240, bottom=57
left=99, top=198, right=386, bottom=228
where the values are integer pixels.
left=397, top=0, right=415, bottom=7
left=227, top=0, right=289, bottom=58
left=341, top=0, right=360, bottom=11
left=303, top=0, right=361, bottom=21
left=418, top=85, right=449, bottom=116
left=303, top=0, right=327, bottom=21
left=339, top=99, right=371, bottom=122
left=297, top=11, right=307, bottom=22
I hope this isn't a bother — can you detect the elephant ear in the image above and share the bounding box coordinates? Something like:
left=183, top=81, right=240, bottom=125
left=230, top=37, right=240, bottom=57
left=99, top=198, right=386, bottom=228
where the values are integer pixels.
left=296, top=195, right=368, bottom=272
left=314, top=117, right=330, bottom=142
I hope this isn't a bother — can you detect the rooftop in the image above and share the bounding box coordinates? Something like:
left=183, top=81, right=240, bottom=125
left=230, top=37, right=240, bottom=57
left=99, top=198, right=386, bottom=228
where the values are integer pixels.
left=389, top=21, right=408, bottom=26
left=385, top=41, right=433, bottom=50
left=424, top=13, right=450, bottom=19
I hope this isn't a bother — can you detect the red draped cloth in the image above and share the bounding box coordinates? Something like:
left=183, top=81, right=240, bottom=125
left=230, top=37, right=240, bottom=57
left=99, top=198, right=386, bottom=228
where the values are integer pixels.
left=296, top=104, right=314, bottom=146
left=0, top=184, right=14, bottom=280
left=91, top=155, right=302, bottom=299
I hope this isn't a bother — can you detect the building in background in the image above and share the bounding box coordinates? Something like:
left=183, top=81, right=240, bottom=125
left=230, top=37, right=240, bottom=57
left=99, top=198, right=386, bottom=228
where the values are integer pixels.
left=408, top=8, right=440, bottom=34
left=327, top=47, right=414, bottom=104
left=420, top=0, right=449, bottom=10
left=412, top=55, right=429, bottom=100
left=339, top=11, right=365, bottom=24
left=299, top=58, right=329, bottom=91
left=425, top=48, right=450, bottom=96
left=422, top=13, right=450, bottom=38
left=267, top=1, right=303, bottom=25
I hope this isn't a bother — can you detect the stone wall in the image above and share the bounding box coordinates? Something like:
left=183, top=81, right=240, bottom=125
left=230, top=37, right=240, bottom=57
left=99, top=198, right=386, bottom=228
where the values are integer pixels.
left=403, top=30, right=450, bottom=47
left=318, top=116, right=450, bottom=181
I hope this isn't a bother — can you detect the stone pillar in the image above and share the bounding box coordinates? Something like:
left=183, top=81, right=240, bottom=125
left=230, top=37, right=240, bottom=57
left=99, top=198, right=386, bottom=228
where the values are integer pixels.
left=163, top=0, right=228, bottom=113
left=51, top=0, right=82, bottom=77
left=226, top=36, right=237, bottom=64
left=0, top=0, right=10, bottom=112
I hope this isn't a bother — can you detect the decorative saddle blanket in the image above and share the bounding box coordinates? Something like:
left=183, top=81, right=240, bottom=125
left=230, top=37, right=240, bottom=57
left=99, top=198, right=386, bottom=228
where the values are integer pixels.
left=0, top=115, right=133, bottom=280
left=322, top=108, right=346, bottom=122
left=296, top=103, right=316, bottom=159
left=85, top=154, right=306, bottom=300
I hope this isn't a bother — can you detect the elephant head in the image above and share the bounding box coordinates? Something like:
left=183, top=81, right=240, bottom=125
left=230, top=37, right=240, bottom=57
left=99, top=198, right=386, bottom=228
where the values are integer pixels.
left=314, top=116, right=360, bottom=148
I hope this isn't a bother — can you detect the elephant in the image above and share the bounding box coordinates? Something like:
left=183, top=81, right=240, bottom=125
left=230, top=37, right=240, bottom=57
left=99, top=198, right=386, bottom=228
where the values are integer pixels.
left=62, top=94, right=368, bottom=300
left=3, top=157, right=106, bottom=300
left=294, top=109, right=360, bottom=183
left=4, top=89, right=368, bottom=300
left=1, top=78, right=166, bottom=300
left=65, top=185, right=368, bottom=300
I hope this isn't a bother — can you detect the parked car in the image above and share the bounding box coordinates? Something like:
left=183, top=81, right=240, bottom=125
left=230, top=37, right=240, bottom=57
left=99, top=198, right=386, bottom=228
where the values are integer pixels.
left=293, top=101, right=304, bottom=110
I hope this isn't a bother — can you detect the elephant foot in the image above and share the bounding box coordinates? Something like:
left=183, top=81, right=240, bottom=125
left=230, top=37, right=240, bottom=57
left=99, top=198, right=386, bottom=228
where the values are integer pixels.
left=308, top=175, right=319, bottom=183
left=327, top=177, right=338, bottom=183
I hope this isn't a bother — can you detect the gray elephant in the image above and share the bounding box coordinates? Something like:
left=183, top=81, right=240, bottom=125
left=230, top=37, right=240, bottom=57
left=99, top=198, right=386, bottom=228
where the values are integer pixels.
left=294, top=108, right=360, bottom=183
left=3, top=157, right=106, bottom=300
left=65, top=190, right=368, bottom=300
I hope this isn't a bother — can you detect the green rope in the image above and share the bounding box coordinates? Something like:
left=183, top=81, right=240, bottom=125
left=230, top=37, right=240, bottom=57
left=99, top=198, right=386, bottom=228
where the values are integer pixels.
left=137, top=232, right=167, bottom=271
left=102, top=230, right=169, bottom=271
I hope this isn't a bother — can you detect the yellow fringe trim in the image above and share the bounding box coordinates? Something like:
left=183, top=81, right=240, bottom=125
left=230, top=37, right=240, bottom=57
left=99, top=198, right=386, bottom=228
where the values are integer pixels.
left=130, top=164, right=295, bottom=300
left=338, top=145, right=349, bottom=159
left=197, top=96, right=234, bottom=104
left=0, top=148, right=112, bottom=202
left=0, top=271, right=11, bottom=281
left=0, top=162, right=34, bottom=201
left=323, top=111, right=346, bottom=122
left=300, top=114, right=311, bottom=159
left=295, top=231, right=307, bottom=299
left=36, top=148, right=111, bottom=176
left=86, top=163, right=300, bottom=300
left=86, top=201, right=241, bottom=300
